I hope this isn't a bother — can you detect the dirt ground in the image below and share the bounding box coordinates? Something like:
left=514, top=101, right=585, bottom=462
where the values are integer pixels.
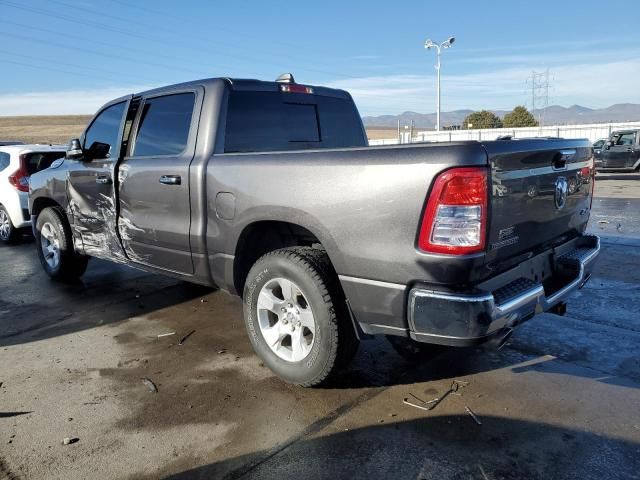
left=0, top=115, right=92, bottom=145
left=1, top=175, right=639, bottom=480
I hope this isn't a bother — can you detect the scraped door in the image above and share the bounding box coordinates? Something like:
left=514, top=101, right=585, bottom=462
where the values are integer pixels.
left=68, top=98, right=129, bottom=259
left=117, top=90, right=200, bottom=274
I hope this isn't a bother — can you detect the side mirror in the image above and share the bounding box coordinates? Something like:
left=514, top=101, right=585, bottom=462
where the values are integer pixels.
left=85, top=141, right=111, bottom=161
left=606, top=140, right=614, bottom=149
left=66, top=138, right=84, bottom=160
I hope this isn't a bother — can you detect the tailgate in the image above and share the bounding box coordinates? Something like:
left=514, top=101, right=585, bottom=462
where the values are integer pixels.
left=482, top=138, right=593, bottom=267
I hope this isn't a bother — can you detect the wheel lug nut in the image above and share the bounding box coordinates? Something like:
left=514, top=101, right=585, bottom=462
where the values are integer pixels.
left=288, top=303, right=293, bottom=308
left=283, top=319, right=288, bottom=324
left=281, top=307, right=286, bottom=312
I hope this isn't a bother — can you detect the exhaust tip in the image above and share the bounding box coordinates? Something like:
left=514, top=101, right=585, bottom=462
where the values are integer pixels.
left=484, top=328, right=514, bottom=350
left=496, top=328, right=514, bottom=350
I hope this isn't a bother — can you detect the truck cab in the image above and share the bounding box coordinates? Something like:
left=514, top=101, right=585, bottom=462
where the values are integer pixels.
left=597, top=129, right=640, bottom=171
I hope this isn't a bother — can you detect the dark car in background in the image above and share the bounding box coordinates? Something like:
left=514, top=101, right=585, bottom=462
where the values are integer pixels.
left=592, top=138, right=606, bottom=161
left=596, top=130, right=640, bottom=171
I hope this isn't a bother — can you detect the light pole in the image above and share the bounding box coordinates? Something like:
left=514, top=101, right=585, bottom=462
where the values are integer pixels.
left=424, top=36, right=455, bottom=131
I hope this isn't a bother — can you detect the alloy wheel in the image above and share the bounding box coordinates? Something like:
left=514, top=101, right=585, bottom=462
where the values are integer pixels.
left=256, top=277, right=316, bottom=362
left=40, top=222, right=61, bottom=269
left=0, top=210, right=11, bottom=241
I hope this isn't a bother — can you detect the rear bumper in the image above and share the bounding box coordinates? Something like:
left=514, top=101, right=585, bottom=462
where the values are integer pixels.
left=407, top=235, right=600, bottom=346
left=2, top=191, right=31, bottom=229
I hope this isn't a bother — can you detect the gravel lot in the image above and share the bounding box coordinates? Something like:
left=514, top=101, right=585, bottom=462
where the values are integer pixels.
left=1, top=173, right=639, bottom=480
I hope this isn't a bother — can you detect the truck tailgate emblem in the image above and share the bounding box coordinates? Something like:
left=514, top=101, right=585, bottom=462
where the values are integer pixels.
left=554, top=177, right=568, bottom=210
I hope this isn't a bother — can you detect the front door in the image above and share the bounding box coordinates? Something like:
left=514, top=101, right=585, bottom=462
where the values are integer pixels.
left=603, top=131, right=637, bottom=168
left=117, top=90, right=200, bottom=274
left=67, top=98, right=130, bottom=259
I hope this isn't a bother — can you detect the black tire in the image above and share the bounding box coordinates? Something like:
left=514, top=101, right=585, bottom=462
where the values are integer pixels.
left=0, top=204, right=20, bottom=244
left=386, top=335, right=447, bottom=363
left=35, top=207, right=89, bottom=280
left=243, top=246, right=359, bottom=387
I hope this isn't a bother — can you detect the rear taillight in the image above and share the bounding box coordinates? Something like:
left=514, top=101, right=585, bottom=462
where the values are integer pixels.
left=579, top=161, right=595, bottom=209
left=418, top=167, right=488, bottom=254
left=589, top=165, right=595, bottom=210
left=8, top=154, right=31, bottom=192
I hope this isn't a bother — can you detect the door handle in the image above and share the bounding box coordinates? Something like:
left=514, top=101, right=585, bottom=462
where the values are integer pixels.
left=159, top=175, right=181, bottom=185
left=96, top=175, right=112, bottom=185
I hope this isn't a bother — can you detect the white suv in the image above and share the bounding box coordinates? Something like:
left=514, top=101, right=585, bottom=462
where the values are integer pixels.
left=0, top=144, right=66, bottom=243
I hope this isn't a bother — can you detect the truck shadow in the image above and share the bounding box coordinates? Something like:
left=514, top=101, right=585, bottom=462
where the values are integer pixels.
left=159, top=415, right=640, bottom=480
left=0, top=242, right=213, bottom=347
left=329, top=337, right=640, bottom=392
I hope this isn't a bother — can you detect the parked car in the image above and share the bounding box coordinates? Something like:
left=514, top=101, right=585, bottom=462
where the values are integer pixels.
left=0, top=144, right=66, bottom=243
left=596, top=130, right=640, bottom=171
left=592, top=138, right=606, bottom=161
left=29, top=75, right=599, bottom=386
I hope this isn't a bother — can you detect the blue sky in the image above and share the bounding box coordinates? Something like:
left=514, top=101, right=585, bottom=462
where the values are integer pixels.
left=1, top=0, right=639, bottom=116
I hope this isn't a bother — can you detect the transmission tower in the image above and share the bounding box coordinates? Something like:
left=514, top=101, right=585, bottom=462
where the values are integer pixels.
left=528, top=69, right=550, bottom=126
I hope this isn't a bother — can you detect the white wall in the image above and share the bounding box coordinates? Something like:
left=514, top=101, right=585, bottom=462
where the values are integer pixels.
left=368, top=121, right=640, bottom=145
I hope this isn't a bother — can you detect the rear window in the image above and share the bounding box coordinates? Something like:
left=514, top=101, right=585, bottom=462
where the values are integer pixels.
left=22, top=152, right=65, bottom=175
left=0, top=152, right=9, bottom=172
left=224, top=90, right=366, bottom=153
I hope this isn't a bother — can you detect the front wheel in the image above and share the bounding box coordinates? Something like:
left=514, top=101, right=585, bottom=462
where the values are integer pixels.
left=35, top=207, right=89, bottom=280
left=243, top=247, right=359, bottom=387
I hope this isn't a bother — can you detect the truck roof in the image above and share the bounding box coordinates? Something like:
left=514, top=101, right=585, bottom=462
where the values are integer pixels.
left=131, top=77, right=352, bottom=101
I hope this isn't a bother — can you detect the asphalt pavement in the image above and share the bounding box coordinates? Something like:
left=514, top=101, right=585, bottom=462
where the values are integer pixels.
left=1, top=172, right=639, bottom=480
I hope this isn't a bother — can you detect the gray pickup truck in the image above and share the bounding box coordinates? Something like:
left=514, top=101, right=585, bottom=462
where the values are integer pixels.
left=29, top=75, right=599, bottom=386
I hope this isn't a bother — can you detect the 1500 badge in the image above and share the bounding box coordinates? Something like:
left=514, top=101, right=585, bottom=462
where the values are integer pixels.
left=491, top=226, right=519, bottom=250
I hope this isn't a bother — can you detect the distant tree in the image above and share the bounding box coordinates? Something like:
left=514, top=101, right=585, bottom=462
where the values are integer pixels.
left=463, top=110, right=503, bottom=129
left=503, top=105, right=539, bottom=127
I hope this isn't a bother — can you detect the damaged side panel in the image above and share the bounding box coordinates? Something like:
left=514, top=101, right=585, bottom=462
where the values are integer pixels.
left=67, top=179, right=132, bottom=264
left=66, top=98, right=131, bottom=263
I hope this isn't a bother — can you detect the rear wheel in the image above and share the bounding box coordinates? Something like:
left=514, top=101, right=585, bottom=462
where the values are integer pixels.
left=35, top=207, right=89, bottom=280
left=243, top=247, right=359, bottom=387
left=0, top=205, right=19, bottom=244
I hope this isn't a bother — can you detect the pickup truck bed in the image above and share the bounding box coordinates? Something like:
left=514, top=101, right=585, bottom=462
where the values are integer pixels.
left=29, top=76, right=598, bottom=386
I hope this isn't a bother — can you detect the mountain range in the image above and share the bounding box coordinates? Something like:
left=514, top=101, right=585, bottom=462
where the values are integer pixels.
left=362, top=103, right=640, bottom=129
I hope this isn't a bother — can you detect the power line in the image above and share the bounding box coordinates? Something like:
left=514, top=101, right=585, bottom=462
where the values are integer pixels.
left=1, top=0, right=367, bottom=82
left=1, top=58, right=135, bottom=85
left=528, top=69, right=550, bottom=126
left=104, top=0, right=382, bottom=75
left=4, top=30, right=208, bottom=77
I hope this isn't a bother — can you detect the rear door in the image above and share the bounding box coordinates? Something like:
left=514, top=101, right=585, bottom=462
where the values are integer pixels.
left=117, top=88, right=202, bottom=273
left=68, top=98, right=130, bottom=257
left=603, top=131, right=637, bottom=168
left=484, top=139, right=593, bottom=265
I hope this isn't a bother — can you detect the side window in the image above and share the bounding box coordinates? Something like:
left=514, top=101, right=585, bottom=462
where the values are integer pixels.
left=0, top=152, right=10, bottom=172
left=615, top=132, right=636, bottom=146
left=83, top=101, right=127, bottom=158
left=132, top=93, right=195, bottom=157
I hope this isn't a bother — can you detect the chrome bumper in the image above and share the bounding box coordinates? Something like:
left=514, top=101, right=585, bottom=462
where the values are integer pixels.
left=408, top=235, right=600, bottom=346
